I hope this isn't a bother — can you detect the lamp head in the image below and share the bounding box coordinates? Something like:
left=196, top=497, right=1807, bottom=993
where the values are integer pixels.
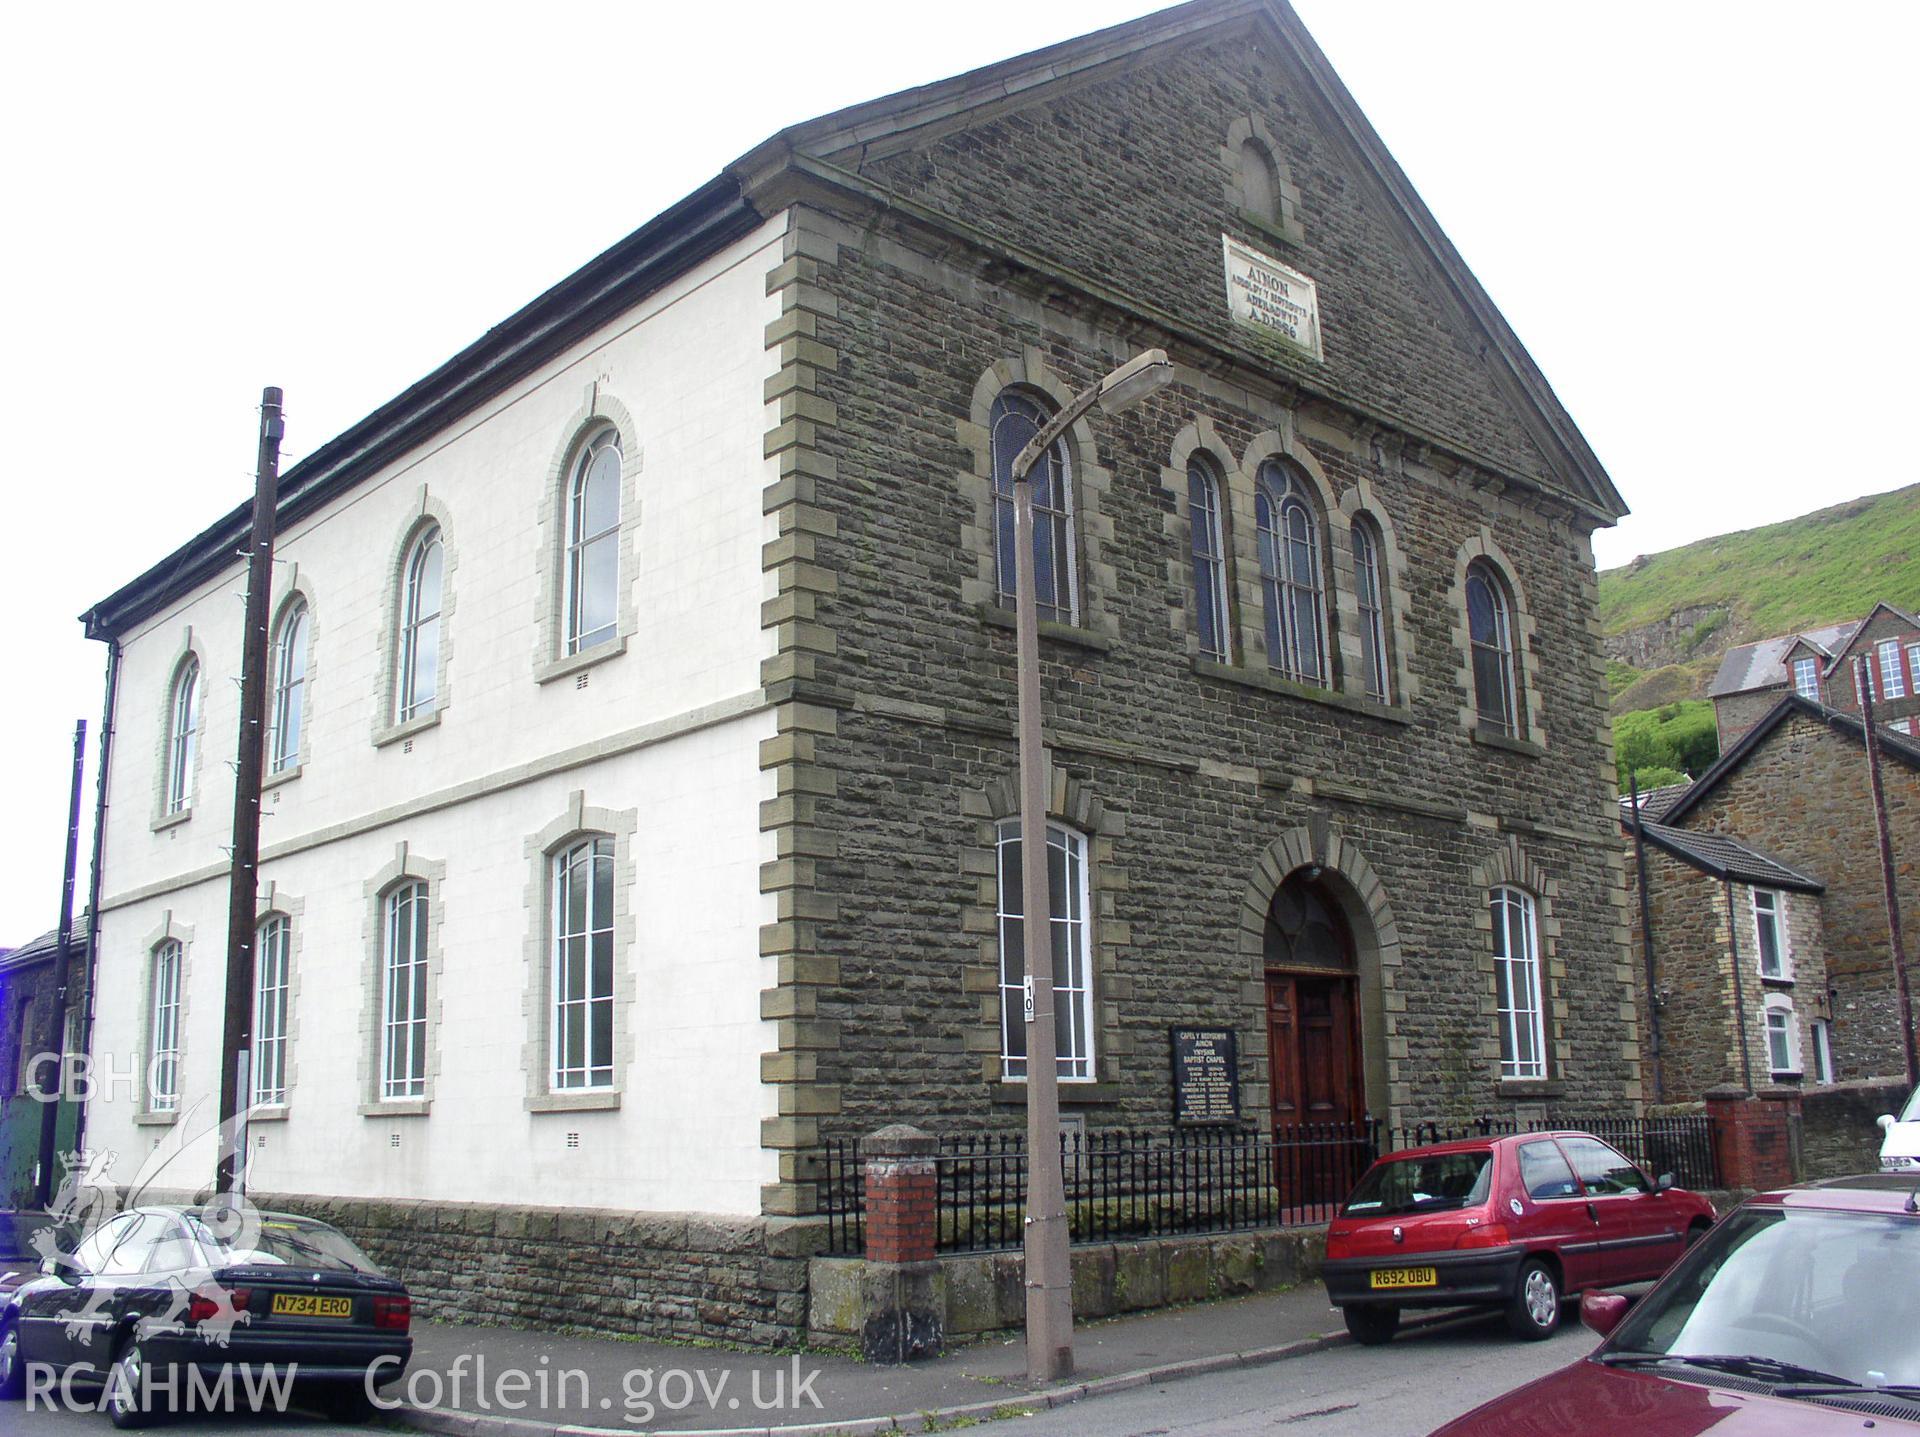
left=1095, top=349, right=1174, bottom=414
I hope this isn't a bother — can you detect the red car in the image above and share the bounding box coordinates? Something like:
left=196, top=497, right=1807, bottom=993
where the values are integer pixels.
left=1322, top=1130, right=1715, bottom=1344
left=1432, top=1173, right=1920, bottom=1435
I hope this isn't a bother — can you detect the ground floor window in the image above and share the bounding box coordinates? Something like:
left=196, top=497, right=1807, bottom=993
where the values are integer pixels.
left=1490, top=886, right=1546, bottom=1080
left=1765, top=999, right=1800, bottom=1076
left=253, top=915, right=291, bottom=1106
left=148, top=941, right=183, bottom=1113
left=551, top=836, right=617, bottom=1091
left=996, top=818, right=1094, bottom=1081
left=1810, top=1018, right=1833, bottom=1083
left=381, top=882, right=430, bottom=1100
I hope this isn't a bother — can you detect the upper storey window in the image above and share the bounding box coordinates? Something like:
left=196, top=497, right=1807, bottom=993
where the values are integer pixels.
left=164, top=657, right=200, bottom=816
left=1255, top=460, right=1327, bottom=686
left=991, top=391, right=1076, bottom=625
left=1792, top=655, right=1821, bottom=702
left=1352, top=518, right=1391, bottom=703
left=565, top=428, right=622, bottom=655
left=1466, top=560, right=1519, bottom=736
left=396, top=527, right=444, bottom=724
left=268, top=600, right=308, bottom=773
left=1187, top=455, right=1230, bottom=662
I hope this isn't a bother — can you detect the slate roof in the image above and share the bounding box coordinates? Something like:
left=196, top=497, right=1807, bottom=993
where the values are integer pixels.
left=1709, top=619, right=1863, bottom=698
left=1618, top=782, right=1692, bottom=824
left=0, top=929, right=65, bottom=976
left=1624, top=820, right=1824, bottom=893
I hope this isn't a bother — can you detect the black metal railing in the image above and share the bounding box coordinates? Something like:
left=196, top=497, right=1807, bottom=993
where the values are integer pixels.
left=818, top=1113, right=1720, bottom=1257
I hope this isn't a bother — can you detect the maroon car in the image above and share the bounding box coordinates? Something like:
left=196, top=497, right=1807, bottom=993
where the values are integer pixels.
left=1323, top=1131, right=1716, bottom=1344
left=1433, top=1174, right=1920, bottom=1435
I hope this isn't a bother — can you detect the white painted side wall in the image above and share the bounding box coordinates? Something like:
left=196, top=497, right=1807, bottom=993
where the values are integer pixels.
left=88, top=216, right=787, bottom=1215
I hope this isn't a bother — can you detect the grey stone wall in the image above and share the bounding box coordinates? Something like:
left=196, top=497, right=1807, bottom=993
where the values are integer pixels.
left=1799, top=1078, right=1910, bottom=1180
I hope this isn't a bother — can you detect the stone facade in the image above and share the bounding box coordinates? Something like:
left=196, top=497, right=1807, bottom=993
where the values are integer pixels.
left=1823, top=604, right=1920, bottom=733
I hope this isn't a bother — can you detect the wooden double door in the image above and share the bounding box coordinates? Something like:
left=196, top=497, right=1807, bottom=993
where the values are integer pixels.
left=1266, top=972, right=1364, bottom=1130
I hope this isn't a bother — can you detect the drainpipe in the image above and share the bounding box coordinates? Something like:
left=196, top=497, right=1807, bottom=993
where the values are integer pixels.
left=1725, top=880, right=1754, bottom=1094
left=1628, top=774, right=1665, bottom=1104
left=74, top=638, right=121, bottom=1163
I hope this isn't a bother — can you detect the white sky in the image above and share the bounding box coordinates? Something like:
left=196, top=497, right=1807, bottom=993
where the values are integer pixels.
left=2, top=1, right=1915, bottom=943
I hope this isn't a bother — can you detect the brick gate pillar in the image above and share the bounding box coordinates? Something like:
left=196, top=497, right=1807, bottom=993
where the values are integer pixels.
left=1706, top=1086, right=1800, bottom=1191
left=858, top=1125, right=945, bottom=1363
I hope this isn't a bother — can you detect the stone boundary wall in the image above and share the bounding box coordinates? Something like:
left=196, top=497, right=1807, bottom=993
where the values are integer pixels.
left=1800, top=1078, right=1910, bottom=1180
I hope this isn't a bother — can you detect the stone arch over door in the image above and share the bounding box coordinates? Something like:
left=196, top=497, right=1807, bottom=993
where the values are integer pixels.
left=1238, top=824, right=1403, bottom=1128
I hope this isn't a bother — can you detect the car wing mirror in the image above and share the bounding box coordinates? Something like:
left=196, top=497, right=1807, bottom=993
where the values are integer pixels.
left=39, top=1256, right=72, bottom=1281
left=1879, top=1114, right=1897, bottom=1132
left=1581, top=1290, right=1630, bottom=1338
left=1655, top=1172, right=1675, bottom=1193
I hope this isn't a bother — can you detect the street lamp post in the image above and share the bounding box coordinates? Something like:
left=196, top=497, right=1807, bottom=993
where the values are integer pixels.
left=1006, top=349, right=1173, bottom=1383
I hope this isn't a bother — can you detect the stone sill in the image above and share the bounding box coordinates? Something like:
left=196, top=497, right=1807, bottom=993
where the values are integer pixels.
left=1758, top=972, right=1796, bottom=987
left=975, top=603, right=1116, bottom=655
left=261, top=764, right=302, bottom=792
left=534, top=635, right=628, bottom=687
left=1494, top=1080, right=1565, bottom=1101
left=1470, top=723, right=1546, bottom=759
left=1192, top=658, right=1413, bottom=725
left=991, top=1081, right=1119, bottom=1108
left=151, top=808, right=192, bottom=834
left=247, top=1105, right=290, bottom=1124
left=1236, top=208, right=1305, bottom=250
left=133, top=1111, right=178, bottom=1127
left=359, top=1099, right=431, bottom=1119
left=373, top=710, right=442, bottom=751
left=527, top=1089, right=622, bottom=1114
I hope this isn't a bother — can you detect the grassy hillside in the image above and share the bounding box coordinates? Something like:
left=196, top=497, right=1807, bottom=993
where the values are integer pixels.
left=1598, top=482, right=1920, bottom=639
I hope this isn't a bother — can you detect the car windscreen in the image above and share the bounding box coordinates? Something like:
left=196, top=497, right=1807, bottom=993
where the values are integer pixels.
left=187, top=1215, right=382, bottom=1274
left=1901, top=1087, right=1920, bottom=1124
left=1609, top=1206, right=1920, bottom=1389
left=1342, top=1150, right=1493, bottom=1217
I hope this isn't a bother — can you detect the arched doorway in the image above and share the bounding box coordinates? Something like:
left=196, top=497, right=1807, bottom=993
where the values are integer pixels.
left=1264, top=870, right=1365, bottom=1134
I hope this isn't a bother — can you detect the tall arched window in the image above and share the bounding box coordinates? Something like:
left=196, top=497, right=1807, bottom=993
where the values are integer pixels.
left=1255, top=461, right=1327, bottom=685
left=1490, top=886, right=1545, bottom=1080
left=551, top=836, right=616, bottom=1092
left=253, top=915, right=291, bottom=1106
left=1466, top=560, right=1518, bottom=735
left=15, top=998, right=36, bottom=1096
left=995, top=818, right=1094, bottom=1081
left=1187, top=455, right=1230, bottom=662
left=1240, top=139, right=1279, bottom=222
left=268, top=600, right=309, bottom=774
left=565, top=428, right=622, bottom=654
left=990, top=390, right=1076, bottom=625
left=380, top=881, right=429, bottom=1100
left=1351, top=519, right=1390, bottom=703
left=148, top=940, right=183, bottom=1112
left=164, top=658, right=200, bottom=815
left=396, top=527, right=444, bottom=724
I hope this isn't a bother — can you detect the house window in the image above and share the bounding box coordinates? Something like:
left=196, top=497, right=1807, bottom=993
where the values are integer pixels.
left=1255, top=460, right=1327, bottom=685
left=252, top=915, right=291, bottom=1107
left=1752, top=888, right=1790, bottom=979
left=1880, top=639, right=1908, bottom=700
left=996, top=818, right=1094, bottom=1081
left=1352, top=518, right=1391, bottom=702
left=1894, top=718, right=1915, bottom=737
left=1490, top=886, right=1546, bottom=1080
left=15, top=998, right=35, bottom=1096
left=148, top=941, right=183, bottom=1113
left=1466, top=560, right=1519, bottom=736
left=990, top=391, right=1076, bottom=625
left=268, top=601, right=309, bottom=773
left=396, top=527, right=444, bottom=723
left=1810, top=1019, right=1833, bottom=1083
left=1187, top=456, right=1230, bottom=662
left=1908, top=643, right=1920, bottom=691
left=164, top=658, right=200, bottom=815
left=380, top=882, right=429, bottom=1100
left=551, top=837, right=616, bottom=1091
left=1765, top=1001, right=1799, bottom=1076
left=1792, top=655, right=1820, bottom=702
left=564, top=428, right=622, bottom=654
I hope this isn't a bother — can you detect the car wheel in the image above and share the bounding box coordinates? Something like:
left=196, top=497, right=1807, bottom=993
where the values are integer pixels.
left=317, top=1384, right=376, bottom=1422
left=1506, top=1259, right=1561, bottom=1341
left=106, top=1337, right=159, bottom=1430
left=0, top=1323, right=25, bottom=1401
left=1343, top=1304, right=1401, bottom=1346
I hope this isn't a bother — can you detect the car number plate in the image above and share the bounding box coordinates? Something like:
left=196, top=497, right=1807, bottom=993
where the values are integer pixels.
left=270, top=1293, right=354, bottom=1319
left=1369, top=1267, right=1437, bottom=1289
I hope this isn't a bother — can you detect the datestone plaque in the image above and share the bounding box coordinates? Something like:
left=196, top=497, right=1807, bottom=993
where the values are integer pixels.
left=1170, top=1027, right=1240, bottom=1124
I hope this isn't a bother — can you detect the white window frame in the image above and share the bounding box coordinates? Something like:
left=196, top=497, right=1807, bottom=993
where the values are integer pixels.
left=1792, top=655, right=1820, bottom=702
left=1491, top=886, right=1546, bottom=1081
left=1352, top=519, right=1391, bottom=702
left=268, top=600, right=309, bottom=774
left=1187, top=456, right=1230, bottom=663
left=15, top=998, right=36, bottom=1096
left=550, top=837, right=617, bottom=1092
left=1894, top=718, right=1915, bottom=737
left=148, top=941, right=183, bottom=1113
left=396, top=527, right=444, bottom=724
left=252, top=915, right=291, bottom=1107
left=1467, top=562, right=1519, bottom=736
left=164, top=660, right=199, bottom=815
left=990, top=390, right=1078, bottom=626
left=995, top=818, right=1095, bottom=1083
left=1876, top=638, right=1907, bottom=700
left=1810, top=1018, right=1833, bottom=1084
left=1255, top=461, right=1329, bottom=687
left=1752, top=887, right=1791, bottom=980
left=380, top=882, right=430, bottom=1100
left=1764, top=998, right=1800, bottom=1077
left=563, top=427, right=622, bottom=656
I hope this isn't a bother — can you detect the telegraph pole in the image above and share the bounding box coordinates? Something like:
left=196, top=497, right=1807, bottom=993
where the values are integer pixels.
left=1856, top=658, right=1917, bottom=1088
left=214, top=387, right=284, bottom=1196
left=32, top=720, right=87, bottom=1208
left=1628, top=770, right=1665, bottom=1105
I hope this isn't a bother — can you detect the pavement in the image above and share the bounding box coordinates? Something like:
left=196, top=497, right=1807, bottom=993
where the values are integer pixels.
left=390, top=1283, right=1452, bottom=1437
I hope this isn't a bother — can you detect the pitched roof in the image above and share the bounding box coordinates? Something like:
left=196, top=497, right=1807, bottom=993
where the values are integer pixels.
left=1660, top=692, right=1920, bottom=826
left=1624, top=819, right=1824, bottom=893
left=0, top=929, right=68, bottom=977
left=1709, top=619, right=1863, bottom=697
left=83, top=0, right=1621, bottom=641
left=1618, top=782, right=1693, bottom=824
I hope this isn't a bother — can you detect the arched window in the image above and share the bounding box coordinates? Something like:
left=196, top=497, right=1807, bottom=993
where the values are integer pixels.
left=995, top=818, right=1094, bottom=1081
left=1351, top=518, right=1391, bottom=702
left=564, top=428, right=622, bottom=654
left=1466, top=560, right=1518, bottom=735
left=990, top=390, right=1076, bottom=625
left=253, top=915, right=291, bottom=1106
left=268, top=600, right=309, bottom=774
left=1240, top=139, right=1278, bottom=222
left=164, top=658, right=200, bottom=815
left=148, top=940, right=183, bottom=1113
left=15, top=998, right=36, bottom=1096
left=1187, top=455, right=1230, bottom=662
left=396, top=527, right=444, bottom=724
left=1763, top=996, right=1801, bottom=1077
left=1490, top=887, right=1545, bottom=1080
left=551, top=836, right=616, bottom=1092
left=380, top=881, right=429, bottom=1100
left=1255, top=461, right=1327, bottom=685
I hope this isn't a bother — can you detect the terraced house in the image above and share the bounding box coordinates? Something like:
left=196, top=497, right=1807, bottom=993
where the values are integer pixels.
left=79, top=0, right=1638, bottom=1343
